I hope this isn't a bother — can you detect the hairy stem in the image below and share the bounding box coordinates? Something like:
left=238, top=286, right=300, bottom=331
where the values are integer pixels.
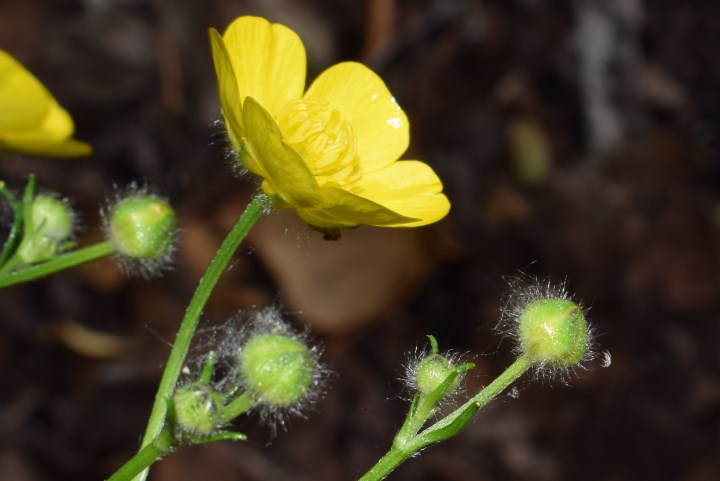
left=358, top=356, right=532, bottom=481
left=131, top=194, right=269, bottom=481
left=0, top=240, right=116, bottom=287
left=107, top=427, right=175, bottom=481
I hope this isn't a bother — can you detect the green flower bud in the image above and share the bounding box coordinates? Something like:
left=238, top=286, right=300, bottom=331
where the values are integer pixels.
left=108, top=195, right=176, bottom=260
left=31, top=195, right=73, bottom=239
left=239, top=333, right=314, bottom=408
left=414, top=353, right=459, bottom=395
left=17, top=195, right=73, bottom=263
left=518, top=298, right=588, bottom=367
left=172, top=385, right=223, bottom=436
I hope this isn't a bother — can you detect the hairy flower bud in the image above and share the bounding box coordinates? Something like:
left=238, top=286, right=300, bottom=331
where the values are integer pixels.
left=414, top=353, right=460, bottom=396
left=239, top=333, right=314, bottom=408
left=518, top=298, right=588, bottom=368
left=499, top=280, right=596, bottom=380
left=104, top=189, right=177, bottom=276
left=108, top=195, right=176, bottom=260
left=172, top=385, right=223, bottom=437
left=17, top=195, right=74, bottom=263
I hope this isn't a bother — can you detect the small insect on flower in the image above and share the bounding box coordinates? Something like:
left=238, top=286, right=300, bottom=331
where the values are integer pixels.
left=209, top=16, right=450, bottom=233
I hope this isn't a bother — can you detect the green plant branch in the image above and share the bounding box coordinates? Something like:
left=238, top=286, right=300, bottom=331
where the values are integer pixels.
left=131, top=193, right=270, bottom=481
left=358, top=356, right=532, bottom=481
left=0, top=182, right=24, bottom=268
left=0, top=240, right=116, bottom=287
left=417, top=355, right=531, bottom=445
left=107, top=427, right=175, bottom=481
left=219, top=392, right=255, bottom=424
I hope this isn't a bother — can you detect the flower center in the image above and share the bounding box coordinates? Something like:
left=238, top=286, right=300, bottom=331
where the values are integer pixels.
left=278, top=99, right=361, bottom=186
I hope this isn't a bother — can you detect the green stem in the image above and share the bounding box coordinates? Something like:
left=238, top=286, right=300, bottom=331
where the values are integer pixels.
left=468, top=356, right=531, bottom=410
left=132, top=194, right=269, bottom=481
left=0, top=184, right=23, bottom=268
left=107, top=427, right=175, bottom=481
left=396, top=395, right=434, bottom=443
left=358, top=448, right=412, bottom=481
left=0, top=240, right=116, bottom=287
left=358, top=356, right=533, bottom=481
left=415, top=356, right=532, bottom=445
left=218, top=392, right=255, bottom=424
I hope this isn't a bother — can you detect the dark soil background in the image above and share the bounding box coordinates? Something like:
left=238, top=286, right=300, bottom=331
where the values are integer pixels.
left=1, top=0, right=719, bottom=480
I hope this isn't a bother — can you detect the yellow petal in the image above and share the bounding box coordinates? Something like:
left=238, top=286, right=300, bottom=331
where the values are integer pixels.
left=355, top=160, right=450, bottom=226
left=222, top=16, right=306, bottom=118
left=0, top=49, right=91, bottom=158
left=304, top=62, right=409, bottom=172
left=209, top=28, right=244, bottom=149
left=242, top=97, right=321, bottom=207
left=0, top=49, right=50, bottom=132
left=0, top=100, right=92, bottom=157
left=0, top=138, right=91, bottom=158
left=296, top=186, right=417, bottom=229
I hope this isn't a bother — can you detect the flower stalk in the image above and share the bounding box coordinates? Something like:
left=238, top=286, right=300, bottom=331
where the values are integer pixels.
left=107, top=427, right=175, bottom=481
left=132, top=193, right=271, bottom=481
left=358, top=356, right=532, bottom=481
left=0, top=240, right=116, bottom=287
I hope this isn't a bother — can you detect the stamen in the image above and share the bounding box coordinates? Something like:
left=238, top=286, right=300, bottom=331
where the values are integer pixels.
left=278, top=99, right=361, bottom=186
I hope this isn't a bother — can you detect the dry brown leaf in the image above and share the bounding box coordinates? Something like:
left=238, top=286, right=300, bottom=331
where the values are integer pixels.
left=247, top=209, right=437, bottom=335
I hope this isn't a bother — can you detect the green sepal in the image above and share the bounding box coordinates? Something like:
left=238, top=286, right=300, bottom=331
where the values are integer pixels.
left=426, top=334, right=439, bottom=354
left=417, top=354, right=474, bottom=417
left=20, top=175, right=36, bottom=236
left=195, top=431, right=247, bottom=445
left=0, top=181, right=24, bottom=267
left=414, top=398, right=480, bottom=447
left=394, top=394, right=421, bottom=443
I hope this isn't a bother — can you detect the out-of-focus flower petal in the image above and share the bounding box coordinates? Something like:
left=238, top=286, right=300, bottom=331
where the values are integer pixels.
left=0, top=49, right=91, bottom=158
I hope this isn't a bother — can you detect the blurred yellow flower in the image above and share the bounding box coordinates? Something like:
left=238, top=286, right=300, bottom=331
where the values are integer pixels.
left=210, top=16, right=449, bottom=230
left=0, top=49, right=91, bottom=158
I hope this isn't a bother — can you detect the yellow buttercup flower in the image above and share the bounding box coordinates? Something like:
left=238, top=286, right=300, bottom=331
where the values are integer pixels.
left=209, top=16, right=450, bottom=230
left=0, top=49, right=91, bottom=158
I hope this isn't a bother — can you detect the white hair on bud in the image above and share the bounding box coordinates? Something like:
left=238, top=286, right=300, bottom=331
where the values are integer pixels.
left=206, top=305, right=330, bottom=435
left=100, top=182, right=177, bottom=278
left=497, top=276, right=599, bottom=384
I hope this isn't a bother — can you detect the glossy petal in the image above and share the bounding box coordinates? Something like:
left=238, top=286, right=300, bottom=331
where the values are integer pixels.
left=355, top=160, right=450, bottom=226
left=222, top=16, right=306, bottom=118
left=296, top=186, right=417, bottom=229
left=209, top=28, right=245, bottom=149
left=209, top=16, right=450, bottom=230
left=304, top=62, right=409, bottom=172
left=242, top=97, right=321, bottom=207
